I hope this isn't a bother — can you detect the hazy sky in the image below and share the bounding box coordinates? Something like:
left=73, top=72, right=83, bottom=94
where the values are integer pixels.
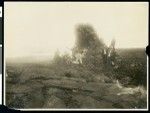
left=4, top=2, right=148, bottom=58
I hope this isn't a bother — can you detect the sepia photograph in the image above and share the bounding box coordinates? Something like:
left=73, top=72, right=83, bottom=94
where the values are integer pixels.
left=4, top=2, right=148, bottom=110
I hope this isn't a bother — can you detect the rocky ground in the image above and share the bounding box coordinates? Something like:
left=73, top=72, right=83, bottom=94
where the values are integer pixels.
left=6, top=63, right=147, bottom=109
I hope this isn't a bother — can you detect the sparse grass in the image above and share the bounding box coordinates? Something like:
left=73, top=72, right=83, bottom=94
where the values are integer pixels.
left=6, top=48, right=147, bottom=108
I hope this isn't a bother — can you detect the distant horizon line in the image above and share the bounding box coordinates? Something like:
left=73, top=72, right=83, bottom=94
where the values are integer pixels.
left=115, top=47, right=146, bottom=49
left=5, top=47, right=146, bottom=59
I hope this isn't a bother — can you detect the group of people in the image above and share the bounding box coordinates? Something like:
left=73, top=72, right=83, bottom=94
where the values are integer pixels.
left=102, top=39, right=117, bottom=67
left=71, top=49, right=87, bottom=65
left=65, top=39, right=117, bottom=67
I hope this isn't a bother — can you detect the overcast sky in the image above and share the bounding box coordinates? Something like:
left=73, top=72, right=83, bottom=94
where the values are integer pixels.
left=4, top=2, right=148, bottom=58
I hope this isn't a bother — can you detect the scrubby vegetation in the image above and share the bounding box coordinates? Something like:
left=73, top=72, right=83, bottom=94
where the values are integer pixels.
left=6, top=24, right=147, bottom=109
